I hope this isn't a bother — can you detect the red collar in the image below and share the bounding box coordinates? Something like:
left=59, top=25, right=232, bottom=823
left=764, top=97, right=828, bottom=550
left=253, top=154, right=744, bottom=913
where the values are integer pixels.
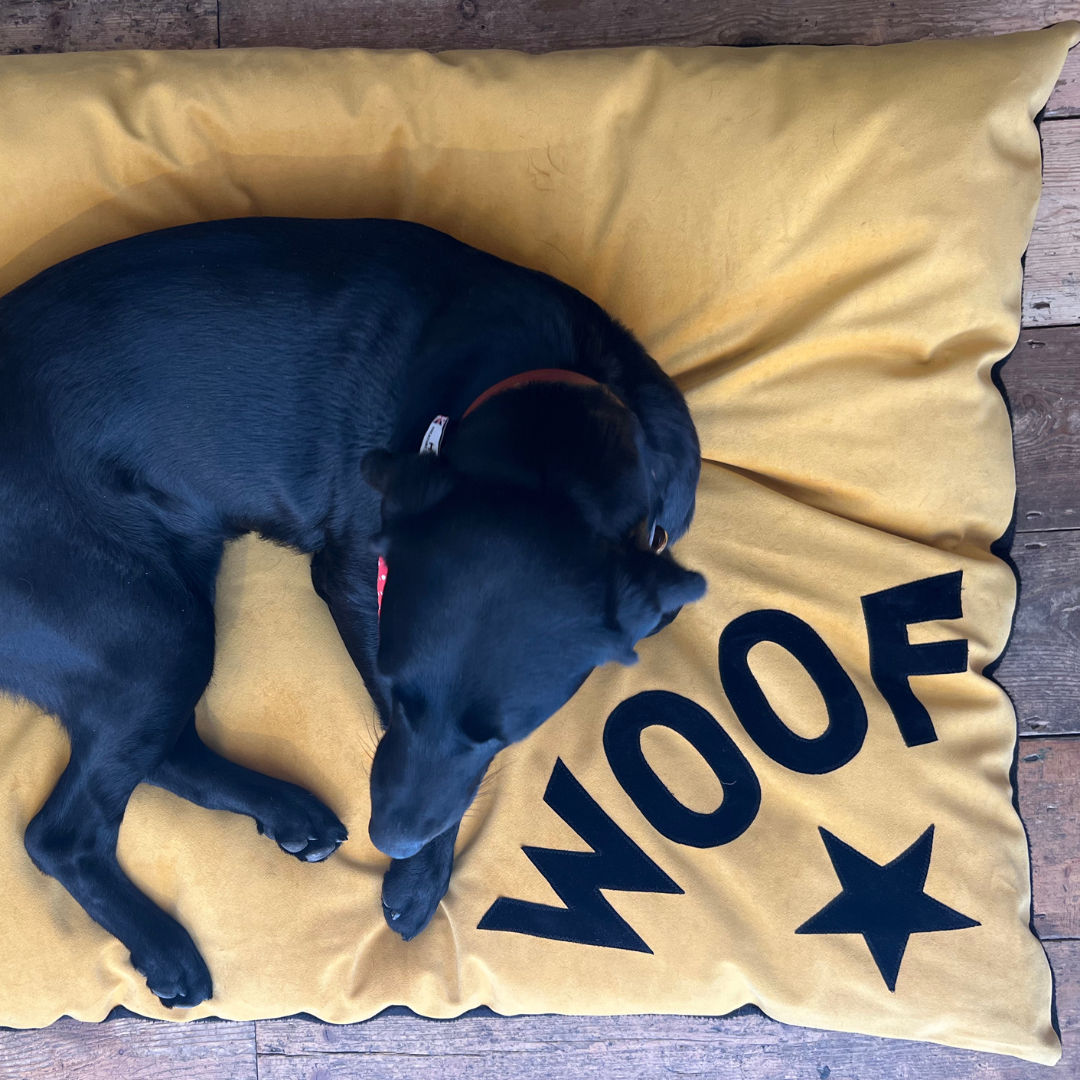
left=415, top=368, right=610, bottom=459
left=377, top=368, right=615, bottom=620
left=462, top=368, right=602, bottom=418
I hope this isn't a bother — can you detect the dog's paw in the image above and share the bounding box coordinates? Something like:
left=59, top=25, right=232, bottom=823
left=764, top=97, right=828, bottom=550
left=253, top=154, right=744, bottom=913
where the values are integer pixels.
left=381, top=828, right=456, bottom=941
left=129, top=930, right=213, bottom=1009
left=255, top=786, right=349, bottom=863
left=382, top=874, right=444, bottom=942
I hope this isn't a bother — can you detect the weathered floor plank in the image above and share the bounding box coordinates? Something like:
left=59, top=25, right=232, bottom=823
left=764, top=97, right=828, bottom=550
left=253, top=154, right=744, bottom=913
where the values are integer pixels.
left=216, top=0, right=1079, bottom=53
left=1025, top=118, right=1080, bottom=328
left=967, top=327, right=1080, bottom=736
left=254, top=941, right=1079, bottom=1079
left=0, top=0, right=218, bottom=54
left=1047, top=48, right=1080, bottom=120
left=1022, top=737, right=1080, bottom=941
left=995, top=530, right=1080, bottom=736
left=0, top=1017, right=257, bottom=1080
left=1003, top=328, right=1080, bottom=533
left=0, top=0, right=1076, bottom=89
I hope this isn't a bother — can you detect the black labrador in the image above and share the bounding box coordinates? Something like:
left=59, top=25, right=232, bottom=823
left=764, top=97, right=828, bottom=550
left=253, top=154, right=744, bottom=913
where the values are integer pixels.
left=0, top=218, right=705, bottom=1008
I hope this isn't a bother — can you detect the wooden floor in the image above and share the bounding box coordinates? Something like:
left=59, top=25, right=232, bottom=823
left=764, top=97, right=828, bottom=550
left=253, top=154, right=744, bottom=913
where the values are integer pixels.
left=3, top=1, right=1080, bottom=1076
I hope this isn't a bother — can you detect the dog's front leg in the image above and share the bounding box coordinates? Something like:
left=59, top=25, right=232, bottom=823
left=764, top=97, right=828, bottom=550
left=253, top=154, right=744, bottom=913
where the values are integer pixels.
left=313, top=538, right=459, bottom=939
left=147, top=715, right=348, bottom=862
left=380, top=822, right=460, bottom=940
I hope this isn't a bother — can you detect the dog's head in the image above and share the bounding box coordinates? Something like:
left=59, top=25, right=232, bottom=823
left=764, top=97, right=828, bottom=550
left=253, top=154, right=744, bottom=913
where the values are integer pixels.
left=361, top=385, right=705, bottom=859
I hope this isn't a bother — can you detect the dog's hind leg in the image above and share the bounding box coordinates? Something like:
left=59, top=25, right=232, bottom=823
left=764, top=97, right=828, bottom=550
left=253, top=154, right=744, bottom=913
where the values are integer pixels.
left=146, top=716, right=348, bottom=863
left=17, top=559, right=219, bottom=1008
left=24, top=718, right=214, bottom=1007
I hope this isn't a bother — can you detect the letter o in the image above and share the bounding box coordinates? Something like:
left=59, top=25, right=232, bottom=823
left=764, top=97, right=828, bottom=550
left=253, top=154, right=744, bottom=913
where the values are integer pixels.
left=718, top=609, right=867, bottom=774
left=604, top=691, right=761, bottom=848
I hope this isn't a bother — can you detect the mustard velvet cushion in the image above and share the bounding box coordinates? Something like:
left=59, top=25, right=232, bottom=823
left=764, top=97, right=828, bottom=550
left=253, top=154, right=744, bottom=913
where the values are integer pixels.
left=0, top=25, right=1075, bottom=1062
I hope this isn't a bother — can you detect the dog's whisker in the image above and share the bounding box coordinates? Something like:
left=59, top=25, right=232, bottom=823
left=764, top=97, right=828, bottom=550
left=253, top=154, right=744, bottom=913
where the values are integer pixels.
left=480, top=762, right=507, bottom=783
left=365, top=710, right=383, bottom=750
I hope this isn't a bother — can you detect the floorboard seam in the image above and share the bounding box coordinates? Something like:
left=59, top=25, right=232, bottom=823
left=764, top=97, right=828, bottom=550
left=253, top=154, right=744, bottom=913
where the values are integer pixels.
left=1014, top=527, right=1080, bottom=536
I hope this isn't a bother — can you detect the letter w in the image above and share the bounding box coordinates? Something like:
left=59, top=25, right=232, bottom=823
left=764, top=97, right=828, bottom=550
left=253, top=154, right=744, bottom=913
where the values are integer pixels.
left=477, top=758, right=683, bottom=952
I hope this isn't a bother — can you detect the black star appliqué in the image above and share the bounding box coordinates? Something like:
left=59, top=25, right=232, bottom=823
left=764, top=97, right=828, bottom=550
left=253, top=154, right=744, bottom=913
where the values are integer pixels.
left=796, top=825, right=979, bottom=991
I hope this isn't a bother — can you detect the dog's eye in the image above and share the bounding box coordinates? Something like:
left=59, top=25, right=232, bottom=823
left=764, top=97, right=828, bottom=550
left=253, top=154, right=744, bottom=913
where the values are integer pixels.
left=632, top=518, right=668, bottom=554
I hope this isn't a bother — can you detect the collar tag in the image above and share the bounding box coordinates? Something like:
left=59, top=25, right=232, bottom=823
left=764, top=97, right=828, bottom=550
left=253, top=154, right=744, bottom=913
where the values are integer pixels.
left=420, top=415, right=449, bottom=456
left=379, top=415, right=448, bottom=623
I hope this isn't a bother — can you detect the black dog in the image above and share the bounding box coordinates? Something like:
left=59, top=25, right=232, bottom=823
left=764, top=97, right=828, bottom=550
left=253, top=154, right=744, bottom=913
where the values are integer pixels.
left=0, top=218, right=704, bottom=1008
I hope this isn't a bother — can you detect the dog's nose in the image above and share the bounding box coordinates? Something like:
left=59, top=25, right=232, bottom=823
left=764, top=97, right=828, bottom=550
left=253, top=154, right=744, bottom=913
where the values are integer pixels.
left=368, top=821, right=426, bottom=861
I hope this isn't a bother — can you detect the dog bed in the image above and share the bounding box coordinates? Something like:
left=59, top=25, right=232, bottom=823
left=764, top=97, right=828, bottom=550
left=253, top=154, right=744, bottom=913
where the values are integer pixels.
left=0, top=25, right=1075, bottom=1062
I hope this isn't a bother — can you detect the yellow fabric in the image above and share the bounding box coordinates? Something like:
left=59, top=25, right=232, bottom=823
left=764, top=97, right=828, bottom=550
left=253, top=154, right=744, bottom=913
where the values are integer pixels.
left=0, top=26, right=1074, bottom=1062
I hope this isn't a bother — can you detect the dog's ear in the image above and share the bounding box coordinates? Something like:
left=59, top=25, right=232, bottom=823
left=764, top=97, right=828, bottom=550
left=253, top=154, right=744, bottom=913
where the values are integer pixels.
left=610, top=548, right=706, bottom=662
left=446, top=385, right=651, bottom=541
left=361, top=449, right=455, bottom=520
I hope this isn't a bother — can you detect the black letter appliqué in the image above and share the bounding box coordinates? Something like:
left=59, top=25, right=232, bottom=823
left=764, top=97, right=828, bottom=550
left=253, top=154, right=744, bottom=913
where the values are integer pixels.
left=719, top=610, right=868, bottom=774
left=604, top=690, right=760, bottom=847
left=861, top=571, right=968, bottom=747
left=477, top=757, right=683, bottom=952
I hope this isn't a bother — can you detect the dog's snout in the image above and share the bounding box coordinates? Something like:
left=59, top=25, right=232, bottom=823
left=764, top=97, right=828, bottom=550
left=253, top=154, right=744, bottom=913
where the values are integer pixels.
left=368, top=823, right=425, bottom=861
left=367, top=712, right=496, bottom=861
